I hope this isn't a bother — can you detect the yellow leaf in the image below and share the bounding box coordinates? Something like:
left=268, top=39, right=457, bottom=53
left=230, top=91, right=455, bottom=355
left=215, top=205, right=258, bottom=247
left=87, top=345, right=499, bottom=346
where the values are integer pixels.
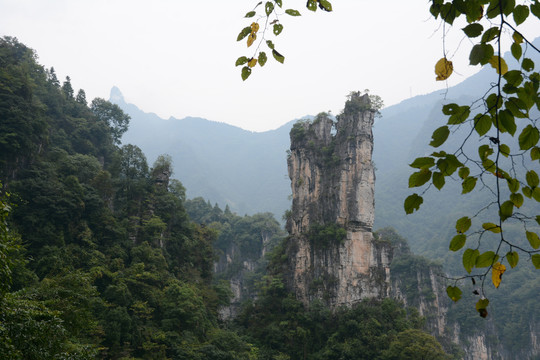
left=435, top=57, right=453, bottom=81
left=247, top=33, right=256, bottom=47
left=248, top=57, right=258, bottom=68
left=251, top=22, right=260, bottom=33
left=491, top=262, right=506, bottom=288
left=512, top=31, right=523, bottom=44
left=488, top=55, right=508, bottom=75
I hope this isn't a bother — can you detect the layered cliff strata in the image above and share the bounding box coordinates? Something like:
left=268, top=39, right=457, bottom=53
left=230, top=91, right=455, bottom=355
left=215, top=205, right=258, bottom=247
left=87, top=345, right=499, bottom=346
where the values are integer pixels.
left=285, top=93, right=391, bottom=307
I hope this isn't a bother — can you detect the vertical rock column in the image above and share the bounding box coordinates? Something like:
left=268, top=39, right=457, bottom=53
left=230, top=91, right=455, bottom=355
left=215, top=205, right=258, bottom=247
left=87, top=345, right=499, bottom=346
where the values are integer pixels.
left=285, top=93, right=391, bottom=308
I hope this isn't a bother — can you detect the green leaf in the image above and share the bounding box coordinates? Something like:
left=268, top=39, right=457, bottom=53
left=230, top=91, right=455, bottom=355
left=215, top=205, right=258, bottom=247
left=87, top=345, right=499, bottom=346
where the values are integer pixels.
left=462, top=23, right=483, bottom=37
left=523, top=186, right=533, bottom=198
left=476, top=251, right=498, bottom=268
left=245, top=11, right=256, bottom=18
left=235, top=56, right=249, bottom=66
left=429, top=126, right=450, bottom=148
left=532, top=1, right=540, bottom=18
left=506, top=251, right=519, bottom=268
left=504, top=70, right=523, bottom=86
left=265, top=1, right=274, bottom=15
left=446, top=286, right=462, bottom=302
left=500, top=143, right=511, bottom=157
left=273, top=23, right=284, bottom=35
left=487, top=0, right=515, bottom=17
left=498, top=110, right=516, bottom=135
left=465, top=1, right=484, bottom=22
left=474, top=114, right=491, bottom=136
left=517, top=83, right=537, bottom=110
left=482, top=159, right=496, bottom=173
left=450, top=234, right=467, bottom=251
left=459, top=166, right=470, bottom=179
left=526, top=170, right=539, bottom=187
left=476, top=298, right=489, bottom=318
left=536, top=215, right=540, bottom=226
left=510, top=193, right=524, bottom=208
left=513, top=31, right=524, bottom=44
left=258, top=51, right=267, bottom=67
left=404, top=194, right=423, bottom=214
left=533, top=187, right=540, bottom=202
left=526, top=231, right=540, bottom=249
left=272, top=49, right=285, bottom=63
left=285, top=9, right=301, bottom=16
left=476, top=298, right=489, bottom=311
left=319, top=0, right=333, bottom=11
left=462, top=176, right=477, bottom=194
left=503, top=0, right=517, bottom=16
left=463, top=249, right=480, bottom=273
left=439, top=3, right=457, bottom=24
left=437, top=154, right=462, bottom=176
left=478, top=144, right=493, bottom=161
left=486, top=93, right=503, bottom=114
left=241, top=66, right=252, bottom=81
left=507, top=178, right=520, bottom=193
left=522, top=58, right=535, bottom=72
left=442, top=103, right=458, bottom=115
left=448, top=106, right=470, bottom=125
left=275, top=0, right=282, bottom=7
left=237, top=26, right=252, bottom=41
left=409, top=157, right=435, bottom=169
left=506, top=97, right=528, bottom=118
left=519, top=125, right=540, bottom=150
left=482, top=222, right=501, bottom=233
left=531, top=147, right=540, bottom=161
left=456, top=216, right=472, bottom=233
left=306, top=0, right=318, bottom=11
left=408, top=169, right=432, bottom=188
left=481, top=27, right=499, bottom=43
left=266, top=40, right=275, bottom=50
left=532, top=254, right=540, bottom=269
left=511, top=42, right=522, bottom=60
left=470, top=44, right=494, bottom=66
left=500, top=200, right=514, bottom=221
left=433, top=171, right=445, bottom=190
left=513, top=4, right=529, bottom=25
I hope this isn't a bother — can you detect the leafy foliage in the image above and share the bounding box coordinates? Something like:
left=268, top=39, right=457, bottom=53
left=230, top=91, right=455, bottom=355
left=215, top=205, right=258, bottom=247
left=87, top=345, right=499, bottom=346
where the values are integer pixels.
left=402, top=0, right=540, bottom=314
left=236, top=0, right=333, bottom=80
left=307, top=223, right=347, bottom=248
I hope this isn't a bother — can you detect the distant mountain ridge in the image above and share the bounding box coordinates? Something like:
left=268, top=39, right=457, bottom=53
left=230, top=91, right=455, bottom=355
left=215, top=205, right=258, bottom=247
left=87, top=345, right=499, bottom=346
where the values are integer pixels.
left=116, top=87, right=295, bottom=218
left=115, top=37, right=540, bottom=253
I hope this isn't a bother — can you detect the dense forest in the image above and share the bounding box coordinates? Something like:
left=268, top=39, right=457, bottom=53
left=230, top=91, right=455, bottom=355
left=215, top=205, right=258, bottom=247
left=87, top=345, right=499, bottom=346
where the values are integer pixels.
left=1, top=36, right=454, bottom=359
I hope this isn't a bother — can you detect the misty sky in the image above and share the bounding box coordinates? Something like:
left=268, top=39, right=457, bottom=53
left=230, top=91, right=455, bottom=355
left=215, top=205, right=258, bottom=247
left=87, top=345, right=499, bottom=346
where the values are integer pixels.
left=1, top=0, right=539, bottom=131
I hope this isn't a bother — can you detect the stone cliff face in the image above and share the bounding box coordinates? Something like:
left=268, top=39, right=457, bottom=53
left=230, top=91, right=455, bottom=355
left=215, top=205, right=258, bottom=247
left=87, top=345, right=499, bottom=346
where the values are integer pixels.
left=285, top=93, right=391, bottom=307
left=214, top=223, right=281, bottom=319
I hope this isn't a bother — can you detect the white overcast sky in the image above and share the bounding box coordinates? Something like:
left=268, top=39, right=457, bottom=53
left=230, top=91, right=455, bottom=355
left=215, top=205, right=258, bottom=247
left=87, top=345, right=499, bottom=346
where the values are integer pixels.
left=1, top=1, right=539, bottom=132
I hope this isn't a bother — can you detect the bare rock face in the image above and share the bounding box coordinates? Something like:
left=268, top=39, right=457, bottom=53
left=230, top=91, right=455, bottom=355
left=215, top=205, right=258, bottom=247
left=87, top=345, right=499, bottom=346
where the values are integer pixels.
left=285, top=93, right=391, bottom=307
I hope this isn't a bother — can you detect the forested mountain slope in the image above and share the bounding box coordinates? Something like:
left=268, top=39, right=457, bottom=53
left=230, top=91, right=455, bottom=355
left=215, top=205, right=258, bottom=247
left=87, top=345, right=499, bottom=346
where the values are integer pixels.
left=0, top=36, right=247, bottom=358
left=1, top=36, right=454, bottom=359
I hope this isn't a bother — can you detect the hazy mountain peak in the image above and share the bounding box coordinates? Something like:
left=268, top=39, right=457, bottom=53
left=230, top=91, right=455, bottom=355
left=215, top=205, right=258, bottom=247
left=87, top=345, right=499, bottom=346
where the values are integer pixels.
left=109, top=86, right=125, bottom=104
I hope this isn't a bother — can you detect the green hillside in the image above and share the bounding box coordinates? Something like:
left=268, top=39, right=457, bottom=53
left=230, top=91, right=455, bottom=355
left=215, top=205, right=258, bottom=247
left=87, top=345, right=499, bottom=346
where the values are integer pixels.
left=0, top=36, right=452, bottom=359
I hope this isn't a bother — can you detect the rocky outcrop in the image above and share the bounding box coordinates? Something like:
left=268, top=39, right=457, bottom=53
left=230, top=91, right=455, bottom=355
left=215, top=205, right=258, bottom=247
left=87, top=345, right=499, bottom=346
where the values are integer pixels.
left=285, top=93, right=391, bottom=308
left=215, top=240, right=271, bottom=319
left=384, top=225, right=539, bottom=360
